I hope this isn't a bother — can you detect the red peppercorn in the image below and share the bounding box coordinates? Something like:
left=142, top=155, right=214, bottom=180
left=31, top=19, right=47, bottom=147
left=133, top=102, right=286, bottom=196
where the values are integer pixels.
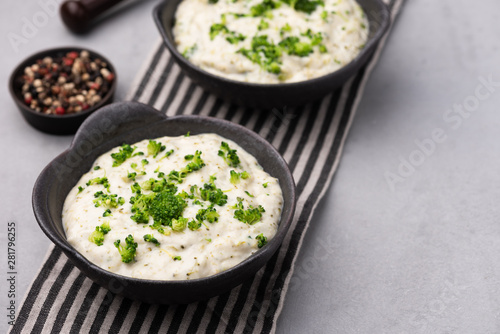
left=106, top=73, right=115, bottom=82
left=64, top=58, right=74, bottom=66
left=55, top=106, right=65, bottom=115
left=25, top=96, right=32, bottom=104
left=82, top=103, right=90, bottom=110
left=67, top=51, right=79, bottom=59
left=90, top=82, right=100, bottom=90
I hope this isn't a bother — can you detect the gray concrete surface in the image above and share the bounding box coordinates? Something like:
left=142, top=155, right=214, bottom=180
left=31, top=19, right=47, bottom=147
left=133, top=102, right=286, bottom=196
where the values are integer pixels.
left=1, top=0, right=500, bottom=333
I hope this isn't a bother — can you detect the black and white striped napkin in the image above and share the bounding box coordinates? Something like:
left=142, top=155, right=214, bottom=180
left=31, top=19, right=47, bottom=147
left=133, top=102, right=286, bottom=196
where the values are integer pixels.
left=11, top=1, right=402, bottom=332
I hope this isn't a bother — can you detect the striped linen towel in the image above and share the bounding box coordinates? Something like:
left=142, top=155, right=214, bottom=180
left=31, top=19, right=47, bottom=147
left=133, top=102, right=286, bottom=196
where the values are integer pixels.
left=10, top=1, right=402, bottom=332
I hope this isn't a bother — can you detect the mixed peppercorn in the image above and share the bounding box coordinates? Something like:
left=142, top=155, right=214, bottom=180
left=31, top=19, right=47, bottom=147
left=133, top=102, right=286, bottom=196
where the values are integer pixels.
left=21, top=50, right=114, bottom=115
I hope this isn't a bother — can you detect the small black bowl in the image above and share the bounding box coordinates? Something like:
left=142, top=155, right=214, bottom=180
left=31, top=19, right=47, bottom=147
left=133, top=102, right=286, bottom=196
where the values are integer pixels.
left=9, top=47, right=117, bottom=135
left=154, top=0, right=390, bottom=109
left=32, top=101, right=296, bottom=304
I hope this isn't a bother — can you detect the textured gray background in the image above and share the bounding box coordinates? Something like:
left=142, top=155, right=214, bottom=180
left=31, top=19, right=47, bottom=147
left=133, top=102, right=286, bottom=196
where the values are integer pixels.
left=1, top=0, right=500, bottom=333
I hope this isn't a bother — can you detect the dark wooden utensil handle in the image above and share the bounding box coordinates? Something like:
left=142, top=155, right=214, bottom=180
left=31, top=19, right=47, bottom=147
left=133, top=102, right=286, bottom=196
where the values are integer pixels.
left=60, top=0, right=127, bottom=34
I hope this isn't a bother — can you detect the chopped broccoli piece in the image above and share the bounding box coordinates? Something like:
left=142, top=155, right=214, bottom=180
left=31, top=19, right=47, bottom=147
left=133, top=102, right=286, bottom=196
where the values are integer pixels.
left=93, top=166, right=101, bottom=170
left=230, top=170, right=250, bottom=185
left=111, top=144, right=137, bottom=167
left=251, top=0, right=280, bottom=17
left=77, top=186, right=84, bottom=194
left=141, top=177, right=174, bottom=193
left=103, top=209, right=112, bottom=217
left=172, top=217, right=188, bottom=232
left=263, top=182, right=269, bottom=188
left=143, top=234, right=160, bottom=246
left=256, top=233, right=268, bottom=248
left=114, top=235, right=137, bottom=263
left=168, top=170, right=184, bottom=184
left=130, top=192, right=155, bottom=224
left=280, top=23, right=292, bottom=36
left=88, top=222, right=111, bottom=246
left=172, top=256, right=182, bottom=261
left=196, top=205, right=220, bottom=224
left=188, top=219, right=202, bottom=231
left=165, top=149, right=174, bottom=158
left=93, top=191, right=124, bottom=209
left=258, top=19, right=270, bottom=31
left=127, top=172, right=137, bottom=181
left=210, top=23, right=229, bottom=40
left=281, top=0, right=324, bottom=14
left=245, top=190, right=254, bottom=198
left=238, top=36, right=282, bottom=74
left=218, top=142, right=241, bottom=167
left=279, top=36, right=313, bottom=57
left=234, top=200, right=265, bottom=224
left=200, top=182, right=228, bottom=206
left=182, top=44, right=198, bottom=59
left=147, top=140, right=166, bottom=158
left=131, top=182, right=141, bottom=194
left=181, top=150, right=206, bottom=174
left=86, top=177, right=110, bottom=192
left=321, top=10, right=328, bottom=21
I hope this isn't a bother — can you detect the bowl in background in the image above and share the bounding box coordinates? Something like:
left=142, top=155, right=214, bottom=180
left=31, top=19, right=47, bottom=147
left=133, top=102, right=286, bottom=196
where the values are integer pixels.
left=32, top=101, right=296, bottom=304
left=154, top=0, right=391, bottom=109
left=9, top=47, right=117, bottom=135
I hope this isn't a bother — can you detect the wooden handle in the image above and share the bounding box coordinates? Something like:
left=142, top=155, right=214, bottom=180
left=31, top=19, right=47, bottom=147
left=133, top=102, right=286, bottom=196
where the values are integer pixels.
left=60, top=0, right=127, bottom=34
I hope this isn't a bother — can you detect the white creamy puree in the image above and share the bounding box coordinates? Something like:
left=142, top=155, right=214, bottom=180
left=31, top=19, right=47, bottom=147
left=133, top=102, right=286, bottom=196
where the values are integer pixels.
left=62, top=134, right=283, bottom=280
left=174, top=0, right=368, bottom=83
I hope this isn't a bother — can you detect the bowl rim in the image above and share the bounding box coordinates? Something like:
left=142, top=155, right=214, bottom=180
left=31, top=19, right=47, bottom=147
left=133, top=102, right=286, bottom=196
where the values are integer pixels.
left=33, top=101, right=296, bottom=288
left=153, top=0, right=391, bottom=89
left=8, top=46, right=117, bottom=120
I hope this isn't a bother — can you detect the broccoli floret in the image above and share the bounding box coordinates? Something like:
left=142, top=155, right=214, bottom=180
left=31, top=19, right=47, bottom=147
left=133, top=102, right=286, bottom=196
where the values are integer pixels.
left=218, top=141, right=241, bottom=167
left=130, top=192, right=155, bottom=224
left=93, top=191, right=124, bottom=209
left=131, top=182, right=141, bottom=194
left=196, top=205, right=220, bottom=224
left=142, top=177, right=169, bottom=192
left=143, top=234, right=160, bottom=246
left=188, top=219, right=202, bottom=231
left=181, top=151, right=206, bottom=174
left=172, top=217, right=188, bottom=232
left=168, top=170, right=184, bottom=184
left=256, top=233, right=268, bottom=248
left=263, top=182, right=269, bottom=188
left=103, top=209, right=112, bottom=217
left=114, top=235, right=137, bottom=263
left=88, top=222, right=111, bottom=246
left=111, top=144, right=142, bottom=167
left=234, top=200, right=265, bottom=225
left=159, top=149, right=174, bottom=161
left=230, top=170, right=250, bottom=185
left=147, top=140, right=166, bottom=158
left=250, top=0, right=280, bottom=17
left=86, top=177, right=110, bottom=192
left=149, top=190, right=187, bottom=227
left=77, top=186, right=84, bottom=194
left=200, top=181, right=228, bottom=206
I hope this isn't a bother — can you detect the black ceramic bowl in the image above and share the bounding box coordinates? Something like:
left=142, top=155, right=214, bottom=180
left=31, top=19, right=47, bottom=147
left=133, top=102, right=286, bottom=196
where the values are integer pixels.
left=154, top=0, right=390, bottom=109
left=9, top=47, right=117, bottom=135
left=32, top=101, right=296, bottom=304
